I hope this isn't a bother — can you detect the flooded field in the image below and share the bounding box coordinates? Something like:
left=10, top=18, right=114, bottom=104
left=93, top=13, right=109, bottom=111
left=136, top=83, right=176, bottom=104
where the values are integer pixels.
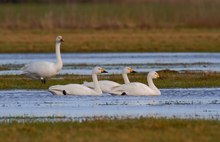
left=0, top=88, right=220, bottom=121
left=0, top=52, right=220, bottom=122
left=0, top=53, right=220, bottom=75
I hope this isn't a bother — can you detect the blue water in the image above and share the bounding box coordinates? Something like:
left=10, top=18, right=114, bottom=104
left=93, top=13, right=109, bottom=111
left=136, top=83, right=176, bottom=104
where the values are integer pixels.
left=0, top=88, right=220, bottom=121
left=0, top=52, right=220, bottom=75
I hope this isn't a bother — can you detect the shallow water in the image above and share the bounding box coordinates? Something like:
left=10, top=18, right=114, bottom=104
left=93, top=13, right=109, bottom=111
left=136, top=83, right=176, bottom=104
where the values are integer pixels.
left=0, top=52, right=220, bottom=75
left=0, top=88, right=220, bottom=121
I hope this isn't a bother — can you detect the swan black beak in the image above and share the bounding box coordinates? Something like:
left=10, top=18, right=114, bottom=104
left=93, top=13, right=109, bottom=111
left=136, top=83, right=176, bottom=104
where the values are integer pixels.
left=131, top=70, right=137, bottom=73
left=102, top=70, right=108, bottom=73
left=60, top=39, right=64, bottom=42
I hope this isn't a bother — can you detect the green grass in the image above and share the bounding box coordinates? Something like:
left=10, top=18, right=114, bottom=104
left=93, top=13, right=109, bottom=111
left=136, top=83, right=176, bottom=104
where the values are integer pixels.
left=1, top=70, right=220, bottom=89
left=1, top=29, right=220, bottom=53
left=0, top=118, right=220, bottom=142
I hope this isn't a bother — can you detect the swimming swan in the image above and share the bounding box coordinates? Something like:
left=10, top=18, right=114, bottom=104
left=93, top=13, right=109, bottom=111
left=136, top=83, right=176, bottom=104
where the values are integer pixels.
left=83, top=67, right=137, bottom=93
left=48, top=67, right=108, bottom=96
left=21, top=36, right=64, bottom=84
left=110, top=71, right=161, bottom=96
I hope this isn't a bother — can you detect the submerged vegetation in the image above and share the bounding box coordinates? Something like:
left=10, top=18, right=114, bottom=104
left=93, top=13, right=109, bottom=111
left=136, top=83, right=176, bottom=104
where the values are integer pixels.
left=1, top=70, right=220, bottom=89
left=0, top=118, right=220, bottom=142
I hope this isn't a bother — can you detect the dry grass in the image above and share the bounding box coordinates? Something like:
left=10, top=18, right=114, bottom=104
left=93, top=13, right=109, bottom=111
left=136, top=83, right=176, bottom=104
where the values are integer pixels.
left=1, top=29, right=220, bottom=53
left=0, top=118, right=220, bottom=142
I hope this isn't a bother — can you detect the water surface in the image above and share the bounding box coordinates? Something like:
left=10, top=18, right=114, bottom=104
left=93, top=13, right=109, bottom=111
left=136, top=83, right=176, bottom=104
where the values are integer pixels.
left=0, top=52, right=220, bottom=75
left=0, top=88, right=220, bottom=121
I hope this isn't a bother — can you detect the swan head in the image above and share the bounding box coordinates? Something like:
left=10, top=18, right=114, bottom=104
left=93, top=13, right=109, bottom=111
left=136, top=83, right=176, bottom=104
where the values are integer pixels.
left=123, top=67, right=137, bottom=74
left=148, top=71, right=160, bottom=79
left=56, top=36, right=64, bottom=43
left=92, top=66, right=108, bottom=74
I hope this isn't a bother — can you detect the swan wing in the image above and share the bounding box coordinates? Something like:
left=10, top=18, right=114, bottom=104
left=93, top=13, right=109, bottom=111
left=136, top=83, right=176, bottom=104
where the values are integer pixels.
left=22, top=62, right=58, bottom=78
left=83, top=80, right=120, bottom=93
left=110, top=82, right=153, bottom=96
left=49, top=84, right=100, bottom=96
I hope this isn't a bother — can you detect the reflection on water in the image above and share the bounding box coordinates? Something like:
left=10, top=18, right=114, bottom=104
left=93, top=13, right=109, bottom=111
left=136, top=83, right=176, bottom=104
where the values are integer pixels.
left=0, top=88, right=220, bottom=122
left=0, top=52, right=220, bottom=75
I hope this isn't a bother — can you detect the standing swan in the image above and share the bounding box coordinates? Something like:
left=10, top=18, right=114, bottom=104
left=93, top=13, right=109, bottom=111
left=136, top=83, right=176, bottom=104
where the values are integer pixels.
left=110, top=71, right=161, bottom=96
left=21, top=36, right=64, bottom=84
left=83, top=67, right=137, bottom=93
left=48, top=66, right=108, bottom=96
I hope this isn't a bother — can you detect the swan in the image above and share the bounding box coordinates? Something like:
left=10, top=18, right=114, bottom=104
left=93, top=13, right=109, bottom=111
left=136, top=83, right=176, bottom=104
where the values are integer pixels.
left=110, top=71, right=161, bottom=96
left=48, top=66, right=108, bottom=96
left=83, top=67, right=137, bottom=93
left=21, top=36, right=64, bottom=84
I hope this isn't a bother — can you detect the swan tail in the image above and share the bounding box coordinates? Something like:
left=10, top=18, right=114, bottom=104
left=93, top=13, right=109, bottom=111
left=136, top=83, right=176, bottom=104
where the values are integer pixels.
left=21, top=64, right=30, bottom=71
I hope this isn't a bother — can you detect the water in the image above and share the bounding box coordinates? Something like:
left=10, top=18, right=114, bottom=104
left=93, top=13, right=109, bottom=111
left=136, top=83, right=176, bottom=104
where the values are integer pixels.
left=0, top=52, right=220, bottom=75
left=0, top=88, right=220, bottom=121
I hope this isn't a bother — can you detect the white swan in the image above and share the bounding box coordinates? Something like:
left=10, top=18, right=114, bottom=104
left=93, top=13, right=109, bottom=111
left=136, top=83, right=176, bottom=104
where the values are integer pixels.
left=83, top=67, right=137, bottom=93
left=48, top=66, right=108, bottom=96
left=110, top=71, right=161, bottom=96
left=21, top=36, right=64, bottom=84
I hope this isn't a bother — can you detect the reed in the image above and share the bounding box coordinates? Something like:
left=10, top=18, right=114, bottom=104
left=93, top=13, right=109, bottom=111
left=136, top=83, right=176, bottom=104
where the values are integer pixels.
left=0, top=0, right=220, bottom=29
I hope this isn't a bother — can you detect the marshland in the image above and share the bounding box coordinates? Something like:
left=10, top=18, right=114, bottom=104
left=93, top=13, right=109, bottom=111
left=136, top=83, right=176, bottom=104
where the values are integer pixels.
left=0, top=0, right=220, bottom=142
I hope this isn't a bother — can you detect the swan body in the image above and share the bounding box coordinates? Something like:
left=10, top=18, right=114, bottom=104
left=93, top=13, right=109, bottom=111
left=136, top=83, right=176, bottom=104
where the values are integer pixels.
left=21, top=36, right=64, bottom=84
left=83, top=67, right=136, bottom=93
left=110, top=71, right=161, bottom=96
left=49, top=84, right=101, bottom=96
left=49, top=67, right=107, bottom=96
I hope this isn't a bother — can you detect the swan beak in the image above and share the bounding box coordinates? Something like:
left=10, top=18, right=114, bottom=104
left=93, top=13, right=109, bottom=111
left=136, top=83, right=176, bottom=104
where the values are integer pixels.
left=101, top=70, right=108, bottom=73
left=60, top=39, right=64, bottom=42
left=131, top=70, right=137, bottom=73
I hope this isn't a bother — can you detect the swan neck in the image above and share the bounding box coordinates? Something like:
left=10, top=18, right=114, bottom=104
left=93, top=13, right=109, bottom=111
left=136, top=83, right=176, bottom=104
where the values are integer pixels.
left=147, top=76, right=160, bottom=95
left=55, top=42, right=63, bottom=70
left=92, top=74, right=102, bottom=94
left=122, top=73, right=130, bottom=84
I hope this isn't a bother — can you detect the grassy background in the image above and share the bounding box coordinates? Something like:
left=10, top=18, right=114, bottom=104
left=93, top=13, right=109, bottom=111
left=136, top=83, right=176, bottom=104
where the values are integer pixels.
left=1, top=70, right=220, bottom=89
left=0, top=118, right=220, bottom=142
left=0, top=1, right=220, bottom=52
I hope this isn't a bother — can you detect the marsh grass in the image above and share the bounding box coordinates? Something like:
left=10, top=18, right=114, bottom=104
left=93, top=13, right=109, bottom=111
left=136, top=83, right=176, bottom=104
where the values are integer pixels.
left=0, top=118, right=220, bottom=142
left=1, top=70, right=220, bottom=89
left=1, top=29, right=220, bottom=53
